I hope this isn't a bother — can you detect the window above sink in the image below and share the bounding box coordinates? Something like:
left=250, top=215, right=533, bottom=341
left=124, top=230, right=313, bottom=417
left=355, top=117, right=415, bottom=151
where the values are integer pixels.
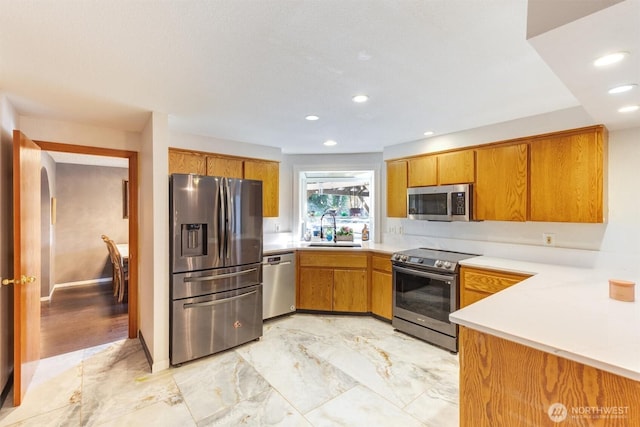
left=299, top=170, right=374, bottom=243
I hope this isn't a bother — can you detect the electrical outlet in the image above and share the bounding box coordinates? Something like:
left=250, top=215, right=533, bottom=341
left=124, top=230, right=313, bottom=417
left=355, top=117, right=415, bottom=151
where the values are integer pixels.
left=543, top=233, right=555, bottom=246
left=398, top=226, right=403, bottom=235
left=275, top=223, right=280, bottom=232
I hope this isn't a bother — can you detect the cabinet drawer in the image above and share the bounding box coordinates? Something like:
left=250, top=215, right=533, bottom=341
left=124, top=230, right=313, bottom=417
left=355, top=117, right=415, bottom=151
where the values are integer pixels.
left=461, top=267, right=530, bottom=294
left=299, top=252, right=368, bottom=268
left=371, top=255, right=392, bottom=273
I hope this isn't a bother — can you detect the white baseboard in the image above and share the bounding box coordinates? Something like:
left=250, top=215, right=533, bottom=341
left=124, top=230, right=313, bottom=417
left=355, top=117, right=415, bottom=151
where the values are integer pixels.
left=41, top=277, right=112, bottom=302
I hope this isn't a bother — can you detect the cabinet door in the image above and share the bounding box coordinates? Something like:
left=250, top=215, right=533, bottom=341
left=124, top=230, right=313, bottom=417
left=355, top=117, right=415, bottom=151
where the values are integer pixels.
left=298, top=267, right=333, bottom=310
left=529, top=127, right=605, bottom=223
left=333, top=269, right=368, bottom=312
left=168, top=150, right=206, bottom=175
left=386, top=160, right=407, bottom=217
left=408, top=155, right=437, bottom=187
left=244, top=160, right=279, bottom=217
left=437, top=150, right=475, bottom=185
left=475, top=144, right=528, bottom=221
left=460, top=267, right=530, bottom=308
left=206, top=156, right=243, bottom=178
left=371, top=270, right=392, bottom=319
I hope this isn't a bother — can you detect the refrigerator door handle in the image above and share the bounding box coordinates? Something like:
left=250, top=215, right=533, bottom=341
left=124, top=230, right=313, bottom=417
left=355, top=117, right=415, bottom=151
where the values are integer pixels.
left=218, top=179, right=226, bottom=261
left=183, top=290, right=258, bottom=309
left=182, top=268, right=259, bottom=283
left=225, top=178, right=233, bottom=261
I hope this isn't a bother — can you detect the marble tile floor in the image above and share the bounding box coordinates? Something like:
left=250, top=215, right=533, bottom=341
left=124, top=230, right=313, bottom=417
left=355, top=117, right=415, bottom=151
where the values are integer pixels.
left=0, top=314, right=460, bottom=427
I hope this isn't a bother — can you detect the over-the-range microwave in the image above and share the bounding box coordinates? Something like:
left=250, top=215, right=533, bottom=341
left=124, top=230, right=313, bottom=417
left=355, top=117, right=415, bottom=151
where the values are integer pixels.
left=407, top=184, right=473, bottom=221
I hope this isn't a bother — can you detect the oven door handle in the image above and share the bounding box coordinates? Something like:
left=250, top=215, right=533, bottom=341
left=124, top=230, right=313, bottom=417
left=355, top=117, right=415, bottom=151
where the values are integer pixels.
left=392, top=265, right=455, bottom=283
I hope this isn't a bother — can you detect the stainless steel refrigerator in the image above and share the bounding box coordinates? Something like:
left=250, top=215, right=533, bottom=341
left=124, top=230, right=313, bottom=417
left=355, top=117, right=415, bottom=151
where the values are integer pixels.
left=169, top=173, right=263, bottom=365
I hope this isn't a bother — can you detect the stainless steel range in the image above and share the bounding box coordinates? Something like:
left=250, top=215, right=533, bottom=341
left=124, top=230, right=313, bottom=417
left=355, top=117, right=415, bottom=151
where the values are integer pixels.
left=391, top=248, right=479, bottom=353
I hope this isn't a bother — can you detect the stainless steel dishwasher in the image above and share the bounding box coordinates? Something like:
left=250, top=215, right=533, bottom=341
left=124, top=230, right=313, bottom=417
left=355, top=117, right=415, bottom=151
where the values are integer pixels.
left=262, top=252, right=296, bottom=319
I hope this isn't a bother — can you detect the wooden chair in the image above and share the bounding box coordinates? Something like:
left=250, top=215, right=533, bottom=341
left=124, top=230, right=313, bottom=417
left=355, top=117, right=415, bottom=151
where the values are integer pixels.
left=101, top=235, right=128, bottom=303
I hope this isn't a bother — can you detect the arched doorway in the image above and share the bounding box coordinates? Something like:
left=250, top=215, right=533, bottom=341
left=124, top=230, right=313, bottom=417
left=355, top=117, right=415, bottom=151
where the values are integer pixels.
left=40, top=168, right=52, bottom=299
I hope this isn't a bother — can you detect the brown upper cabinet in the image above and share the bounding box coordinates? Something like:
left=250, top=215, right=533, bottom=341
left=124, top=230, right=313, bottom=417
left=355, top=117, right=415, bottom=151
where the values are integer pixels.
left=244, top=159, right=280, bottom=218
left=386, top=160, right=408, bottom=217
left=438, top=150, right=475, bottom=185
left=207, top=156, right=243, bottom=178
left=475, top=143, right=528, bottom=221
left=529, top=126, right=606, bottom=223
left=168, top=150, right=206, bottom=175
left=408, top=155, right=437, bottom=187
left=168, top=148, right=280, bottom=217
left=407, top=150, right=475, bottom=187
left=392, top=125, right=607, bottom=224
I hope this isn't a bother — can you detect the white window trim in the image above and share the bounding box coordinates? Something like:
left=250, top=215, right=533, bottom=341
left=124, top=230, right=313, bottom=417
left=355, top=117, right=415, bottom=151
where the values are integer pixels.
left=293, top=163, right=381, bottom=243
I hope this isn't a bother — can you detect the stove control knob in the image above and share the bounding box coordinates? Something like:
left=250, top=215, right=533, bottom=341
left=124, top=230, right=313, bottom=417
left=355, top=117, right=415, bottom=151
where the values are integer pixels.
left=392, top=254, right=398, bottom=261
left=401, top=255, right=409, bottom=262
left=443, top=261, right=452, bottom=269
left=434, top=260, right=443, bottom=268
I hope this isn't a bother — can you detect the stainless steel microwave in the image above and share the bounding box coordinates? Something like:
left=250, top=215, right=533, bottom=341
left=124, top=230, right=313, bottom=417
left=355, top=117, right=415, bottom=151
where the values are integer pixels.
left=407, top=184, right=472, bottom=221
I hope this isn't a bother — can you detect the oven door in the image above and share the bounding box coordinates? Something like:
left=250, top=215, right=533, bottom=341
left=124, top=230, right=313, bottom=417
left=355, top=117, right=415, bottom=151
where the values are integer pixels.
left=392, top=265, right=458, bottom=336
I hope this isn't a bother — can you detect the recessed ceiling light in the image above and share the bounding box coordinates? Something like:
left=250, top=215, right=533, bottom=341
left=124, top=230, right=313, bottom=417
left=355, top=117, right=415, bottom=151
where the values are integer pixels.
left=352, top=95, right=369, bottom=103
left=594, top=52, right=628, bottom=67
left=323, top=140, right=337, bottom=146
left=608, top=84, right=637, bottom=94
left=423, top=131, right=435, bottom=136
left=305, top=115, right=319, bottom=121
left=618, top=105, right=639, bottom=113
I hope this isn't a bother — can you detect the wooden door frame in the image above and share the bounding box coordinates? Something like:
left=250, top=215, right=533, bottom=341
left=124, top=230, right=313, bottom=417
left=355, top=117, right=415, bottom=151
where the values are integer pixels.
left=35, top=140, right=139, bottom=338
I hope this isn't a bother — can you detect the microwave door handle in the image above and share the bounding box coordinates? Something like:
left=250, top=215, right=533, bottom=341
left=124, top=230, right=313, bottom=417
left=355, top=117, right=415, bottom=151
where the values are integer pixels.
left=447, top=191, right=453, bottom=221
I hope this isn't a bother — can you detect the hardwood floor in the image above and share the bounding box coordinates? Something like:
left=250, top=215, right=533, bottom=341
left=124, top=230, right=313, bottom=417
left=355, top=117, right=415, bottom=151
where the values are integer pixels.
left=40, top=282, right=128, bottom=358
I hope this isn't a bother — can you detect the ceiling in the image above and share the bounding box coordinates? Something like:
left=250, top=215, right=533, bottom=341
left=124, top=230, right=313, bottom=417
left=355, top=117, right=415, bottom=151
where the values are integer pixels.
left=0, top=1, right=637, bottom=155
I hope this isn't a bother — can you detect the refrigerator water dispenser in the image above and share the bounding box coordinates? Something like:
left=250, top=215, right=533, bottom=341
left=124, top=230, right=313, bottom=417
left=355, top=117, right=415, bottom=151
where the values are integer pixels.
left=181, top=223, right=207, bottom=256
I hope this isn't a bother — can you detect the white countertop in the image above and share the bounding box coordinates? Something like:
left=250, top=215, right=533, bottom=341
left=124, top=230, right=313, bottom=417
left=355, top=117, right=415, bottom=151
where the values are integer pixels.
left=451, top=256, right=640, bottom=381
left=263, top=241, right=405, bottom=256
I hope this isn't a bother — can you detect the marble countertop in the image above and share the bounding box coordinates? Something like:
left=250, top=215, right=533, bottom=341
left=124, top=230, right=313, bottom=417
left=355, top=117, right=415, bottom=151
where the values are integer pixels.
left=451, top=256, right=640, bottom=381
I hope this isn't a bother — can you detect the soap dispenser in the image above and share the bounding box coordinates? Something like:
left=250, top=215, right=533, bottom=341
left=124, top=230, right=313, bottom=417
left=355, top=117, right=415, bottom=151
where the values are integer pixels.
left=362, top=224, right=369, bottom=241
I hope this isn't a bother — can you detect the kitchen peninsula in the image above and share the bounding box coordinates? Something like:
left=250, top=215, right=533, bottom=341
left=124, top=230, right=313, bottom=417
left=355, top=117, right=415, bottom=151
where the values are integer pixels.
left=450, top=257, right=640, bottom=427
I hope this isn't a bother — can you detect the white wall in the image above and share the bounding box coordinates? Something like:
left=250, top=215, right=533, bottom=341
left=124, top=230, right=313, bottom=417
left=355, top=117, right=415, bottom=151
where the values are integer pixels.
left=169, top=130, right=282, bottom=162
left=139, top=112, right=170, bottom=372
left=282, top=153, right=383, bottom=243
left=19, top=116, right=141, bottom=150
left=0, top=96, right=17, bottom=398
left=384, top=106, right=594, bottom=160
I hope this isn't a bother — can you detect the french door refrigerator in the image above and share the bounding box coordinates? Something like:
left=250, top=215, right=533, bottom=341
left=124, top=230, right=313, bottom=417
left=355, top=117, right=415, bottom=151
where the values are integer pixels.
left=170, top=173, right=263, bottom=365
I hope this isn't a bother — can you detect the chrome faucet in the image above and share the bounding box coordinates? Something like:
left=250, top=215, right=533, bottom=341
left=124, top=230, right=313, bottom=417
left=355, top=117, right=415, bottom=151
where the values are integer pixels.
left=319, top=209, right=337, bottom=242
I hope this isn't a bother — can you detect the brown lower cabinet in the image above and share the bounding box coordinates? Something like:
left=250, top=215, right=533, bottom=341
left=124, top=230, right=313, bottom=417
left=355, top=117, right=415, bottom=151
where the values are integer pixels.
left=297, top=251, right=368, bottom=312
left=370, top=254, right=393, bottom=319
left=460, top=327, right=640, bottom=427
left=460, top=266, right=531, bottom=308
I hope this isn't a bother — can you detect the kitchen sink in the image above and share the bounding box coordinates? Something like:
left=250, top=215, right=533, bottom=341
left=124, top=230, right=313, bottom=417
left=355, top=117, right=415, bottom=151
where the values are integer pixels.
left=307, top=242, right=362, bottom=248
